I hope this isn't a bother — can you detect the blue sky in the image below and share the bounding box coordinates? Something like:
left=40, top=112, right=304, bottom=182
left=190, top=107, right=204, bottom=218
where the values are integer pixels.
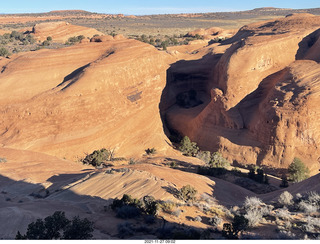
left=1, top=0, right=319, bottom=15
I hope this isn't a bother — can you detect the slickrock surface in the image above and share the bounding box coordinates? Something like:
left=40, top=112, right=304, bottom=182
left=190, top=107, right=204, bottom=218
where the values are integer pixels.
left=0, top=38, right=175, bottom=160
left=31, top=21, right=104, bottom=42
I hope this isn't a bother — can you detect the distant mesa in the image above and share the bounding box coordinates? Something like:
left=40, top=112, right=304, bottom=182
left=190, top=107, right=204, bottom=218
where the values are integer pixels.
left=48, top=10, right=93, bottom=15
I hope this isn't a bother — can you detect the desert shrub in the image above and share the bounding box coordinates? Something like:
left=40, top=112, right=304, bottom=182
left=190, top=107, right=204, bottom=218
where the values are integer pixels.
left=116, top=205, right=141, bottom=219
left=222, top=214, right=249, bottom=239
left=10, top=31, right=24, bottom=41
left=16, top=211, right=93, bottom=240
left=303, top=216, right=320, bottom=234
left=209, top=216, right=222, bottom=227
left=143, top=195, right=159, bottom=216
left=277, top=230, right=296, bottom=240
left=283, top=220, right=292, bottom=230
left=167, top=161, right=177, bottom=168
left=288, top=157, right=310, bottom=182
left=179, top=136, right=199, bottom=156
left=178, top=185, right=197, bottom=202
left=26, top=34, right=36, bottom=44
left=46, top=36, right=52, bottom=41
left=68, top=36, right=79, bottom=43
left=306, top=191, right=320, bottom=207
left=243, top=196, right=263, bottom=210
left=209, top=152, right=230, bottom=168
left=172, top=209, right=182, bottom=218
left=298, top=201, right=318, bottom=213
left=278, top=191, right=294, bottom=207
left=77, top=35, right=85, bottom=41
left=111, top=194, right=159, bottom=217
left=244, top=208, right=263, bottom=227
left=194, top=216, right=202, bottom=222
left=197, top=166, right=227, bottom=177
left=42, top=40, right=50, bottom=46
left=117, top=222, right=135, bottom=239
left=160, top=200, right=176, bottom=213
left=83, top=148, right=113, bottom=167
left=200, top=194, right=216, bottom=205
left=197, top=151, right=211, bottom=164
left=0, top=47, right=10, bottom=57
left=0, top=157, right=7, bottom=163
left=275, top=208, right=291, bottom=220
left=128, top=158, right=137, bottom=165
left=145, top=147, right=157, bottom=155
left=197, top=152, right=230, bottom=177
left=111, top=194, right=142, bottom=211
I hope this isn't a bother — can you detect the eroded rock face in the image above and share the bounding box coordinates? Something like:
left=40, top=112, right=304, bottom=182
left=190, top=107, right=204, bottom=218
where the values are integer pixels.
left=161, top=14, right=320, bottom=173
left=0, top=39, right=175, bottom=159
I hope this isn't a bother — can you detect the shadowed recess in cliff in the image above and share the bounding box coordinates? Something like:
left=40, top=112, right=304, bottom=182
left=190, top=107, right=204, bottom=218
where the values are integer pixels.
left=159, top=54, right=217, bottom=143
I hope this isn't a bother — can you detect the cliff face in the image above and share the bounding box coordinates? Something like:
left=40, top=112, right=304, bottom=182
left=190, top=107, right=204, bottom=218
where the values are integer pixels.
left=161, top=14, right=320, bottom=173
left=0, top=38, right=175, bottom=159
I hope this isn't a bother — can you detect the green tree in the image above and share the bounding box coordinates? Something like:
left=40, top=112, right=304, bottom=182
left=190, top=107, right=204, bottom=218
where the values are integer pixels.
left=15, top=211, right=93, bottom=240
left=143, top=195, right=159, bottom=216
left=47, top=36, right=53, bottom=41
left=63, top=216, right=94, bottom=240
left=209, top=152, right=230, bottom=168
left=160, top=41, right=167, bottom=50
left=44, top=211, right=70, bottom=239
left=288, top=157, right=310, bottom=182
left=83, top=148, right=113, bottom=167
left=179, top=136, right=199, bottom=157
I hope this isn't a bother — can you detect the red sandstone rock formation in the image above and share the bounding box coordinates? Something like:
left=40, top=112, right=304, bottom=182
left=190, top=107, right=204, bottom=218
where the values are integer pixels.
left=162, top=14, right=320, bottom=173
left=32, top=21, right=104, bottom=42
left=0, top=39, right=175, bottom=160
